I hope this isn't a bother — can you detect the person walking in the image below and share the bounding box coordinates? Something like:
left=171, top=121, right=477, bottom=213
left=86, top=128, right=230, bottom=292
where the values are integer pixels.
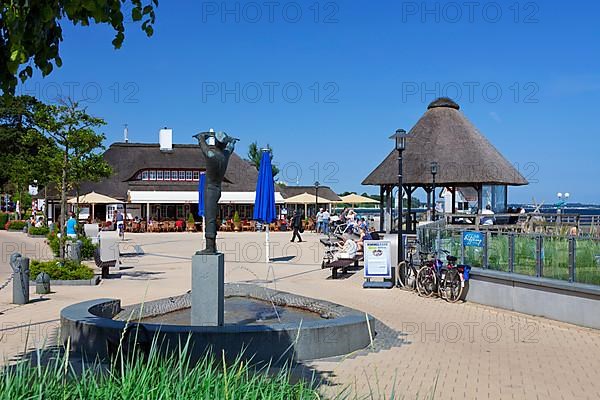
left=290, top=210, right=303, bottom=243
left=316, top=208, right=324, bottom=233
left=66, top=212, right=77, bottom=238
left=322, top=208, right=330, bottom=235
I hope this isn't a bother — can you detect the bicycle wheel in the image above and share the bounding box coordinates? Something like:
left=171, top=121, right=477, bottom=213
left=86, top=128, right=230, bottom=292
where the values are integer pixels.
left=405, top=263, right=418, bottom=291
left=417, top=266, right=437, bottom=297
left=440, top=269, right=463, bottom=303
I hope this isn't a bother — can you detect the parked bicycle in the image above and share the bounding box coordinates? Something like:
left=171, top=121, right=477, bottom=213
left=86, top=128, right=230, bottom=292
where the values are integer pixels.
left=416, top=249, right=471, bottom=303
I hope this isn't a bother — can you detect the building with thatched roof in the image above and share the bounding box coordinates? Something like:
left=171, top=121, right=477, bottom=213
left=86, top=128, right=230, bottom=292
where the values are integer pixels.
left=46, top=130, right=335, bottom=222
left=362, top=98, right=527, bottom=232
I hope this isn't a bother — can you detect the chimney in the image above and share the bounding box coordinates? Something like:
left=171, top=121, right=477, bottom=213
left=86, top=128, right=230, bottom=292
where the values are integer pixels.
left=123, top=124, right=129, bottom=143
left=159, top=127, right=173, bottom=151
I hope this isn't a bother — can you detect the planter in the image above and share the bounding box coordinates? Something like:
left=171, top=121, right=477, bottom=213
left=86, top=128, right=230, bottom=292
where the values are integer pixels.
left=233, top=222, right=242, bottom=231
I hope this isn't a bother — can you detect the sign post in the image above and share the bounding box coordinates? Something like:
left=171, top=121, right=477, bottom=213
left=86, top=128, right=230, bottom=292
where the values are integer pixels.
left=363, top=240, right=393, bottom=289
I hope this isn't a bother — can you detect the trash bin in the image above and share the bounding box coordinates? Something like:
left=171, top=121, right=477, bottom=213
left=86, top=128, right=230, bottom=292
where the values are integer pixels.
left=36, top=272, right=51, bottom=294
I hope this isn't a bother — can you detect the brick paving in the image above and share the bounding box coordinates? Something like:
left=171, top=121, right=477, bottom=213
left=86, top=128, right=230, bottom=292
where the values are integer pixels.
left=1, top=231, right=599, bottom=399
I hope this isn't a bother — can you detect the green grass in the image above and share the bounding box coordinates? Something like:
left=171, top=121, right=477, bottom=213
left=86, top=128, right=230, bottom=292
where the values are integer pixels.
left=423, top=229, right=600, bottom=285
left=0, top=341, right=319, bottom=400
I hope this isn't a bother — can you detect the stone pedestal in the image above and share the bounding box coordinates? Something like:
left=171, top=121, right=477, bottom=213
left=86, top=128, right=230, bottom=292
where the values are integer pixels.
left=191, top=253, right=224, bottom=326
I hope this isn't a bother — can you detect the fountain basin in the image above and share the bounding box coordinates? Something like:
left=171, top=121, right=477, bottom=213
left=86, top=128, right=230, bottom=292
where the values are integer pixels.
left=61, top=283, right=376, bottom=365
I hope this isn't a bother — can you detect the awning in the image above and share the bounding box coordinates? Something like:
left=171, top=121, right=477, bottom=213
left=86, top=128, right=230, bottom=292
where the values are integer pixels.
left=128, top=191, right=284, bottom=204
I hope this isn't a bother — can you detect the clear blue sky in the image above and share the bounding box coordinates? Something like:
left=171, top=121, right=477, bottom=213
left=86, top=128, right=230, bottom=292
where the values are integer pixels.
left=17, top=0, right=600, bottom=204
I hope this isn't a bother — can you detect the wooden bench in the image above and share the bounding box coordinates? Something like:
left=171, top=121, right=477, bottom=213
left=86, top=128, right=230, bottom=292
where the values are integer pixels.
left=322, top=253, right=364, bottom=279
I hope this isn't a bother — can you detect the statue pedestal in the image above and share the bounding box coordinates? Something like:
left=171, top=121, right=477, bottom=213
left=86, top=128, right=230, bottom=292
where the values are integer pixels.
left=191, top=253, right=224, bottom=326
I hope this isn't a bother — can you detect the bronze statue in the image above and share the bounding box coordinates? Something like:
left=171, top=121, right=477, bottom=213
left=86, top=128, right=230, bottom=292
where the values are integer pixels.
left=193, top=130, right=238, bottom=254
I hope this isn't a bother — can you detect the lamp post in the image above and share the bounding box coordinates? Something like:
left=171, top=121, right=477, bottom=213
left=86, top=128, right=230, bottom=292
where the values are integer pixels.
left=314, top=181, right=320, bottom=219
left=390, top=129, right=408, bottom=286
left=430, top=162, right=438, bottom=221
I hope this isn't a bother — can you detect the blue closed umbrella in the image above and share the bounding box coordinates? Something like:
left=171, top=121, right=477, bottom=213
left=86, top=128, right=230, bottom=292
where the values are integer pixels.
left=253, top=150, right=276, bottom=223
left=198, top=172, right=206, bottom=217
left=253, top=150, right=276, bottom=278
left=198, top=172, right=206, bottom=231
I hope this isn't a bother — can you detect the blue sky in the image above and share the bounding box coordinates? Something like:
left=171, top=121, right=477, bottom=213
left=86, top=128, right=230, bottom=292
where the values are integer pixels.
left=17, top=0, right=600, bottom=204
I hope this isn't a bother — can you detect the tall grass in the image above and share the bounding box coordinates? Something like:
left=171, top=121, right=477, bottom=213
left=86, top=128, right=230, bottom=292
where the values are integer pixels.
left=0, top=340, right=319, bottom=400
left=427, top=229, right=600, bottom=284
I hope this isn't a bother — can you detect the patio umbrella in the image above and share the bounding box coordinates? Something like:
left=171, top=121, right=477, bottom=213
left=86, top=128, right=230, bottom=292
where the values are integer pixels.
left=253, top=149, right=276, bottom=281
left=198, top=172, right=206, bottom=231
left=68, top=191, right=123, bottom=220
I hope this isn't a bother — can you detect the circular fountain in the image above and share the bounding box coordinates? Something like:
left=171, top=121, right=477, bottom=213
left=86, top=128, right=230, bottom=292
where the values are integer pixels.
left=60, top=283, right=375, bottom=365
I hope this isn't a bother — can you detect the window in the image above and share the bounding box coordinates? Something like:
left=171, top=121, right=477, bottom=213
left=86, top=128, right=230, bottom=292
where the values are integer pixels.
left=193, top=171, right=200, bottom=180
left=142, top=171, right=149, bottom=180
left=136, top=172, right=142, bottom=180
left=179, top=171, right=186, bottom=180
left=172, top=170, right=178, bottom=181
left=157, top=170, right=163, bottom=180
left=164, top=170, right=171, bottom=180
left=149, top=170, right=156, bottom=180
left=186, top=171, right=193, bottom=181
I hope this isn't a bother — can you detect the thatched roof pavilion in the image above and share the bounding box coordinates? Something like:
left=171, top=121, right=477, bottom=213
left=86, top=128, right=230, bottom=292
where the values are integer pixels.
left=363, top=98, right=527, bottom=232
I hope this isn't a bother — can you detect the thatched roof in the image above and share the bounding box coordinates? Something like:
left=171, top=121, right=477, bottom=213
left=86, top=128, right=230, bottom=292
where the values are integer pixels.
left=280, top=186, right=341, bottom=201
left=362, top=98, right=528, bottom=187
left=76, top=143, right=260, bottom=200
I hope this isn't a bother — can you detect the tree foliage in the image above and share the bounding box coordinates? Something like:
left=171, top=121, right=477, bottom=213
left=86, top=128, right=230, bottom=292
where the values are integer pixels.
left=246, top=142, right=280, bottom=178
left=1, top=0, right=159, bottom=94
left=37, top=99, right=111, bottom=258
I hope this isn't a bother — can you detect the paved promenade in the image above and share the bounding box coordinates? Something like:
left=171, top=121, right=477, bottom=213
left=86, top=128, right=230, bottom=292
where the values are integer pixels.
left=1, top=231, right=599, bottom=399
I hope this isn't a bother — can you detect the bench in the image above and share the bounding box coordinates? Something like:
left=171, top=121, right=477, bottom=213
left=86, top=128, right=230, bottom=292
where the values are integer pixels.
left=322, top=253, right=364, bottom=279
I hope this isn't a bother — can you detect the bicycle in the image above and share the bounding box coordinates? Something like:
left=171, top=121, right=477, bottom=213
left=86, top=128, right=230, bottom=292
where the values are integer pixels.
left=416, top=249, right=471, bottom=303
left=397, top=243, right=421, bottom=291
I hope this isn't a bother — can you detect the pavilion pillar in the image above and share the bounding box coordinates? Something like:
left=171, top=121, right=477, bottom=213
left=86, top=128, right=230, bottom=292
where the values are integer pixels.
left=451, top=187, right=457, bottom=214
left=406, top=186, right=413, bottom=233
left=425, top=187, right=432, bottom=221
left=385, top=186, right=392, bottom=234
left=379, top=185, right=384, bottom=232
left=477, top=185, right=483, bottom=212
left=146, top=202, right=151, bottom=223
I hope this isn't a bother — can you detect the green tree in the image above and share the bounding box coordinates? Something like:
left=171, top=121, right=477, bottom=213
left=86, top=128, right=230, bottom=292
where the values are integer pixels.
left=246, top=142, right=280, bottom=178
left=1, top=0, right=158, bottom=94
left=37, top=100, right=111, bottom=258
left=0, top=95, right=59, bottom=219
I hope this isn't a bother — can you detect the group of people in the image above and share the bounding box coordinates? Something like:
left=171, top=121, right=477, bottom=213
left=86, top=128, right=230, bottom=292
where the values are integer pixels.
left=315, top=208, right=331, bottom=234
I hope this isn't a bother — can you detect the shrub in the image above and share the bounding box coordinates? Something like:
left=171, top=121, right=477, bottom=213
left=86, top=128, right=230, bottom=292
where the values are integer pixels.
left=45, top=233, right=96, bottom=260
left=233, top=211, right=241, bottom=224
left=28, top=226, right=50, bottom=236
left=0, top=213, right=8, bottom=230
left=46, top=232, right=60, bottom=257
left=79, top=235, right=96, bottom=259
left=29, top=259, right=95, bottom=280
left=187, top=212, right=195, bottom=223
left=6, top=220, right=26, bottom=231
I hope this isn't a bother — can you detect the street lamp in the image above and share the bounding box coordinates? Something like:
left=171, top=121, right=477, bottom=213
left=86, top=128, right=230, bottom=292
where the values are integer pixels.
left=430, top=161, right=438, bottom=221
left=390, top=128, right=408, bottom=286
left=314, top=181, right=320, bottom=219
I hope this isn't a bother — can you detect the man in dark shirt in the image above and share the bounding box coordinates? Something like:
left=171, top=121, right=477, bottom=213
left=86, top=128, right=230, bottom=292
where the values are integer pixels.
left=290, top=210, right=303, bottom=243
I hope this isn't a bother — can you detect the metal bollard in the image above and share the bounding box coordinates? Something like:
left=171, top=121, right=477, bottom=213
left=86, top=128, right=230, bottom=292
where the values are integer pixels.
left=10, top=253, right=29, bottom=305
left=36, top=272, right=51, bottom=294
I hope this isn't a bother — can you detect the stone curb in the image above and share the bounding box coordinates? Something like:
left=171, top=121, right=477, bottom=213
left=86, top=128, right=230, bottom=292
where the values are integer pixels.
left=30, top=275, right=101, bottom=286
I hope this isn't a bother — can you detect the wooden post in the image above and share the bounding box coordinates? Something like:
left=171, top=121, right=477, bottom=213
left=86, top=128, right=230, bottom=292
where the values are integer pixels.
left=379, top=185, right=384, bottom=232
